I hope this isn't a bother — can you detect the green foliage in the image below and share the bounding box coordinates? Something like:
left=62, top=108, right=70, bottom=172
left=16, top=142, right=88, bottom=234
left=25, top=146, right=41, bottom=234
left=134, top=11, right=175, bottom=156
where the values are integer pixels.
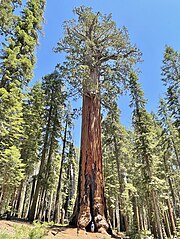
left=21, top=82, right=45, bottom=175
left=0, top=0, right=46, bottom=89
left=128, top=72, right=175, bottom=238
left=0, top=146, right=25, bottom=184
left=0, top=4, right=178, bottom=238
left=161, top=46, right=180, bottom=128
left=131, top=230, right=154, bottom=239
left=56, top=6, right=141, bottom=107
left=0, top=0, right=46, bottom=216
left=102, top=102, right=135, bottom=231
left=0, top=221, right=47, bottom=239
left=0, top=232, right=11, bottom=239
left=0, top=0, right=22, bottom=36
left=176, top=218, right=180, bottom=238
left=0, top=84, right=24, bottom=147
left=0, top=83, right=25, bottom=214
left=40, top=70, right=68, bottom=188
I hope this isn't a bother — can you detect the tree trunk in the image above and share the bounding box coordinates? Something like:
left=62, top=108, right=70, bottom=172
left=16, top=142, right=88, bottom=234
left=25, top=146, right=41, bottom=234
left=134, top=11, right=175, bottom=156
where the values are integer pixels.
left=38, top=118, right=57, bottom=221
left=70, top=93, right=109, bottom=233
left=17, top=181, right=27, bottom=218
left=38, top=188, right=46, bottom=221
left=26, top=176, right=36, bottom=218
left=163, top=154, right=179, bottom=218
left=132, top=196, right=140, bottom=233
left=167, top=198, right=176, bottom=235
left=163, top=209, right=172, bottom=239
left=53, top=118, right=68, bottom=223
left=11, top=188, right=18, bottom=216
left=28, top=105, right=52, bottom=221
left=48, top=190, right=54, bottom=222
left=151, top=190, right=163, bottom=239
left=113, top=208, right=116, bottom=230
left=115, top=196, right=120, bottom=233
left=142, top=206, right=147, bottom=230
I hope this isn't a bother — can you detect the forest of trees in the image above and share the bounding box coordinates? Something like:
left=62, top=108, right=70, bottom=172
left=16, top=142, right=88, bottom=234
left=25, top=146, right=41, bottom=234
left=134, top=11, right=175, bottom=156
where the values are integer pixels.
left=0, top=2, right=179, bottom=239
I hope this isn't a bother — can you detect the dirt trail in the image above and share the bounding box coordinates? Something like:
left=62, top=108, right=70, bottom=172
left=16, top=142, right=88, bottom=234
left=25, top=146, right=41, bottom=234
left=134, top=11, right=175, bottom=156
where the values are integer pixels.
left=0, top=220, right=123, bottom=239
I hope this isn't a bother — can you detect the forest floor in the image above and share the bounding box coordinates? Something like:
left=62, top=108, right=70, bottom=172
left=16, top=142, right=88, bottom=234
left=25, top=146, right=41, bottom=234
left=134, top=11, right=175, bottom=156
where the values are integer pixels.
left=0, top=219, right=124, bottom=239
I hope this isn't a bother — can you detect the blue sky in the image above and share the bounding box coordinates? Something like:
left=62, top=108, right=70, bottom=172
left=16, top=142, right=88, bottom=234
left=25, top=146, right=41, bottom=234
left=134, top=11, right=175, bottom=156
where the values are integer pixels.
left=34, top=0, right=180, bottom=145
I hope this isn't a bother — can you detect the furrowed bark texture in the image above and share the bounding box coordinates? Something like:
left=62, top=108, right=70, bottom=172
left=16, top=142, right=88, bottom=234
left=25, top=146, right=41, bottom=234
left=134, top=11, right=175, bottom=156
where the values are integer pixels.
left=74, top=93, right=109, bottom=232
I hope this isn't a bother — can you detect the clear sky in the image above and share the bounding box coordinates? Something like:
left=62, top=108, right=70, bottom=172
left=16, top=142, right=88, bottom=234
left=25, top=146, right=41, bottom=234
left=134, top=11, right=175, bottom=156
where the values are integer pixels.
left=34, top=0, right=180, bottom=145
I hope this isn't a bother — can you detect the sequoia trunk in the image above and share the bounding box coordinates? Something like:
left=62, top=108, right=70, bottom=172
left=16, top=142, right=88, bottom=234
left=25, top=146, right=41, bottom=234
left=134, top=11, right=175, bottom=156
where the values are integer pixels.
left=72, top=92, right=109, bottom=233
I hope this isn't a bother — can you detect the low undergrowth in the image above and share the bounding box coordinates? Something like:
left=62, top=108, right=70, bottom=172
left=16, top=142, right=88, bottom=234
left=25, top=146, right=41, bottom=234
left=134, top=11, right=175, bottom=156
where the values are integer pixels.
left=0, top=221, right=48, bottom=239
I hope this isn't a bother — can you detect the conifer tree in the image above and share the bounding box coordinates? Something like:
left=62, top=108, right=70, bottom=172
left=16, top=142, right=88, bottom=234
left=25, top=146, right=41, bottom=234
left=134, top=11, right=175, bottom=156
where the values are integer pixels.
left=63, top=143, right=78, bottom=220
left=102, top=103, right=135, bottom=234
left=129, top=72, right=176, bottom=239
left=0, top=0, right=46, bottom=89
left=161, top=46, right=180, bottom=129
left=28, top=70, right=67, bottom=222
left=158, top=99, right=180, bottom=219
left=0, top=83, right=24, bottom=214
left=56, top=6, right=140, bottom=232
left=15, top=82, right=45, bottom=218
left=53, top=107, right=75, bottom=223
left=159, top=99, right=180, bottom=168
left=0, top=0, right=46, bottom=216
left=0, top=0, right=22, bottom=36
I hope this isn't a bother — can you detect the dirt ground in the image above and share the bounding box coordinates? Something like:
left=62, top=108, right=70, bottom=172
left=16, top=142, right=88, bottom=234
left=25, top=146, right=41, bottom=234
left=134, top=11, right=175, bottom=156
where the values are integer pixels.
left=0, top=220, right=124, bottom=239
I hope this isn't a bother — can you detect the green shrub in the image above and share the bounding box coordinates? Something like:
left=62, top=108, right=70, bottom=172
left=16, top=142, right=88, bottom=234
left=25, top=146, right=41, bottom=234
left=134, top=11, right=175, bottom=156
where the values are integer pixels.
left=0, top=232, right=12, bottom=239
left=0, top=221, right=47, bottom=239
left=131, top=230, right=154, bottom=239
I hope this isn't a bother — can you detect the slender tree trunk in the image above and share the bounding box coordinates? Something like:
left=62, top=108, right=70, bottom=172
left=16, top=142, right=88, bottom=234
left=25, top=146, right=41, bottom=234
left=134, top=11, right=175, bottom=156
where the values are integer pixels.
left=15, top=183, right=23, bottom=216
left=132, top=196, right=140, bottom=233
left=26, top=176, right=36, bottom=218
left=11, top=188, right=18, bottom=216
left=71, top=161, right=76, bottom=200
left=167, top=199, right=176, bottom=235
left=141, top=206, right=146, bottom=231
left=38, top=118, right=56, bottom=221
left=48, top=190, right=54, bottom=222
left=0, top=187, right=3, bottom=205
left=64, top=167, right=70, bottom=218
left=0, top=183, right=7, bottom=214
left=38, top=188, right=46, bottom=221
left=64, top=145, right=76, bottom=219
left=53, top=118, right=68, bottom=223
left=115, top=196, right=120, bottom=233
left=170, top=135, right=180, bottom=168
left=70, top=92, right=109, bottom=233
left=146, top=191, right=155, bottom=236
left=113, top=134, right=127, bottom=233
left=142, top=206, right=147, bottom=230
left=163, top=209, right=172, bottom=239
left=22, top=183, right=30, bottom=218
left=151, top=190, right=163, bottom=239
left=163, top=154, right=178, bottom=218
left=28, top=105, right=52, bottom=221
left=113, top=208, right=116, bottom=230
left=17, top=181, right=27, bottom=218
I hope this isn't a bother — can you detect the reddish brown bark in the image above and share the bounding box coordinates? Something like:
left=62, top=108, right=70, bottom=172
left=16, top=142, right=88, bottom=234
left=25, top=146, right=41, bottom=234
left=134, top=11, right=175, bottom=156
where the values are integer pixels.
left=71, top=93, right=109, bottom=233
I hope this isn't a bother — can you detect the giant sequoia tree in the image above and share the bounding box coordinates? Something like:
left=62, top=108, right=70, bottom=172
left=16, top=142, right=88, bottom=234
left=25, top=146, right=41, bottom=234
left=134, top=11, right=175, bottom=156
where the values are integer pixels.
left=56, top=6, right=140, bottom=232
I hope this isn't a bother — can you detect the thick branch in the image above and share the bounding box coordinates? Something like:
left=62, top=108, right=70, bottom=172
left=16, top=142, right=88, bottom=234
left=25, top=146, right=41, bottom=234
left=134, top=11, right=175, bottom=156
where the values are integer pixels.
left=100, top=49, right=136, bottom=63
left=71, top=28, right=87, bottom=41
